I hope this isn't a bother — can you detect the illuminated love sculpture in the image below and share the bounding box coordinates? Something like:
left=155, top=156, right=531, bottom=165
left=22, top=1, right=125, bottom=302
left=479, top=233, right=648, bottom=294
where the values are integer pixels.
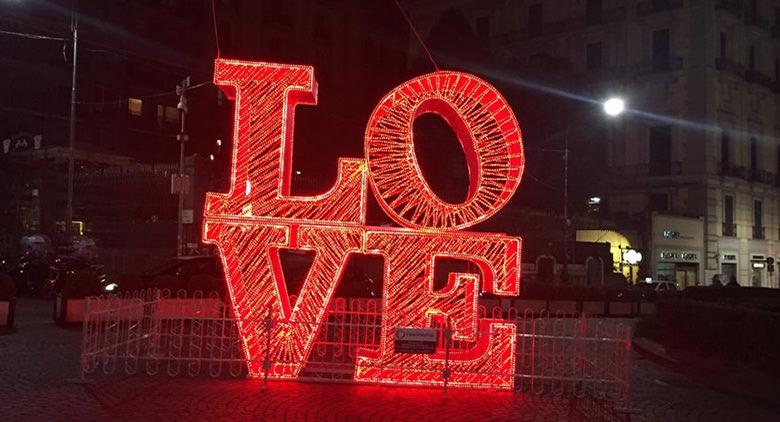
left=203, top=59, right=524, bottom=390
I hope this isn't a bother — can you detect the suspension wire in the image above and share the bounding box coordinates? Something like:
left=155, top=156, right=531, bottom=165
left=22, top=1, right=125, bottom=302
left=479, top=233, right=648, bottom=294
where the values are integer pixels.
left=393, top=0, right=439, bottom=71
left=76, top=81, right=212, bottom=106
left=211, top=0, right=221, bottom=58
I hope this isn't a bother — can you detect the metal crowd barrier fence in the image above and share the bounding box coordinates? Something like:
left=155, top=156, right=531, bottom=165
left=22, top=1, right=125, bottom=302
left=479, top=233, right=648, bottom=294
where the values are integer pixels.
left=77, top=289, right=631, bottom=416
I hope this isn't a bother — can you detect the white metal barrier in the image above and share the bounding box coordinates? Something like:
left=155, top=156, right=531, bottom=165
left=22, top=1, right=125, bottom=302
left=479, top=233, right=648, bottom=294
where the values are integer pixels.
left=77, top=289, right=631, bottom=416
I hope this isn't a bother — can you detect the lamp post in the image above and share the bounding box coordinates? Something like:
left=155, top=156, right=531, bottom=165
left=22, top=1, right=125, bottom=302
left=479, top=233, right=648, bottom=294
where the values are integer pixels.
left=66, top=1, right=79, bottom=235
left=561, top=97, right=625, bottom=281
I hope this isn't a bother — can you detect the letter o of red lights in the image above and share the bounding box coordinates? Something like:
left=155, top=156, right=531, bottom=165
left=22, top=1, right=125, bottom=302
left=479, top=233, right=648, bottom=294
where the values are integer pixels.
left=365, top=72, right=524, bottom=230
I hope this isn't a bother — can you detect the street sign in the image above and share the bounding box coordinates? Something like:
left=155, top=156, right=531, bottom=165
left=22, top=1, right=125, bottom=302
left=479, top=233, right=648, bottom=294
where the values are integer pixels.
left=393, top=328, right=438, bottom=354
left=182, top=209, right=194, bottom=224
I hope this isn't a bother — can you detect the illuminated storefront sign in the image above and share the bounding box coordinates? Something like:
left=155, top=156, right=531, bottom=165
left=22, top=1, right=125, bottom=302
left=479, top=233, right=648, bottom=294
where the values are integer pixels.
left=659, top=251, right=698, bottom=261
left=203, top=59, right=524, bottom=390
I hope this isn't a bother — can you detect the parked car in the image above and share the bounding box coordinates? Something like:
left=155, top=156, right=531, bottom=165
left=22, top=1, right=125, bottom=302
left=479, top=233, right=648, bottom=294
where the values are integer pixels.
left=634, top=279, right=678, bottom=300
left=47, top=256, right=110, bottom=296
left=136, top=256, right=226, bottom=294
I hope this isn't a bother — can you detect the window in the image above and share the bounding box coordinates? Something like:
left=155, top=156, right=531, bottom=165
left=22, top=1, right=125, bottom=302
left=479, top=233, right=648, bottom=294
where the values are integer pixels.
left=586, top=42, right=602, bottom=71
left=128, top=98, right=142, bottom=116
left=721, top=130, right=730, bottom=164
left=652, top=29, right=670, bottom=71
left=586, top=0, right=602, bottom=23
left=750, top=137, right=757, bottom=171
left=476, top=16, right=490, bottom=40
left=649, top=193, right=669, bottom=211
left=157, top=105, right=178, bottom=124
left=719, top=32, right=727, bottom=59
left=754, top=199, right=764, bottom=239
left=649, top=125, right=672, bottom=176
left=776, top=7, right=780, bottom=28
left=528, top=4, right=543, bottom=37
left=777, top=145, right=780, bottom=177
left=723, top=195, right=735, bottom=236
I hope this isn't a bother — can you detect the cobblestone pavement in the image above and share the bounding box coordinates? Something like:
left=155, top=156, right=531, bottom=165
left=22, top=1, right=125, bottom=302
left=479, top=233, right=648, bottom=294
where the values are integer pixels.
left=2, top=299, right=780, bottom=421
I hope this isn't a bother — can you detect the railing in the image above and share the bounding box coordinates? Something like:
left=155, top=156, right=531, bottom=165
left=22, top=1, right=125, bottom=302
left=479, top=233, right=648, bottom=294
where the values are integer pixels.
left=715, top=0, right=742, bottom=17
left=744, top=10, right=771, bottom=31
left=569, top=7, right=628, bottom=28
left=77, top=289, right=632, bottom=415
left=637, top=0, right=684, bottom=16
left=722, top=222, right=736, bottom=237
left=715, top=57, right=744, bottom=77
left=748, top=169, right=775, bottom=185
left=745, top=69, right=776, bottom=91
left=636, top=56, right=684, bottom=75
left=718, top=162, right=747, bottom=179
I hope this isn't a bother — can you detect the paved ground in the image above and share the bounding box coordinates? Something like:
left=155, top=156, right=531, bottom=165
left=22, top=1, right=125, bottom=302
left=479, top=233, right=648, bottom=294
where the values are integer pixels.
left=1, top=299, right=780, bottom=421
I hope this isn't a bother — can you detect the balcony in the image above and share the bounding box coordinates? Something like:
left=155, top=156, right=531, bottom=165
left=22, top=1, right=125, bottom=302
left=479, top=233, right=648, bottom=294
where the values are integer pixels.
left=646, top=161, right=682, bottom=177
left=714, top=57, right=744, bottom=77
left=569, top=7, right=627, bottom=27
left=744, top=10, right=771, bottom=31
left=637, top=0, right=684, bottom=16
left=583, top=65, right=626, bottom=84
left=722, top=223, right=736, bottom=237
left=715, top=0, right=742, bottom=17
left=745, top=69, right=776, bottom=91
left=748, top=169, right=775, bottom=185
left=753, top=226, right=765, bottom=240
left=718, top=162, right=747, bottom=179
left=636, top=56, right=684, bottom=74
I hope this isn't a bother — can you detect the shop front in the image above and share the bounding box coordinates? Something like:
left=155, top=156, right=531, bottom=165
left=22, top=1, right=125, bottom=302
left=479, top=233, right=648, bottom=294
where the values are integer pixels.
left=650, top=214, right=704, bottom=289
left=720, top=252, right=738, bottom=285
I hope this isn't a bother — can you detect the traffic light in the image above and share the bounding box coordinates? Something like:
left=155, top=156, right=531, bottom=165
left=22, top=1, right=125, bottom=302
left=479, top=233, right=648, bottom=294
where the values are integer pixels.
left=767, top=257, right=775, bottom=273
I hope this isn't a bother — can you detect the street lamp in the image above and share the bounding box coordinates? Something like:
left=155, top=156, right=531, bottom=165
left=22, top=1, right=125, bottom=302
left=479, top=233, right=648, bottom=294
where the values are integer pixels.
left=603, top=97, right=625, bottom=117
left=561, top=96, right=626, bottom=280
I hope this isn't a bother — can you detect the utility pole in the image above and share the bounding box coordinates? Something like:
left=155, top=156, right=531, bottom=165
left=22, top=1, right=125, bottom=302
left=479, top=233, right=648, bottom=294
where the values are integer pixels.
left=66, top=3, right=79, bottom=234
left=176, top=76, right=190, bottom=256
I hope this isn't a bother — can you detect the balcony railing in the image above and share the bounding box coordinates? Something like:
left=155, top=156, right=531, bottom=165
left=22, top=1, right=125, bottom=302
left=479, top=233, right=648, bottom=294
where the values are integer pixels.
left=722, top=223, right=736, bottom=237
left=753, top=226, right=765, bottom=240
left=744, top=10, right=771, bottom=31
left=637, top=0, right=684, bottom=16
left=745, top=69, right=776, bottom=91
left=718, top=162, right=747, bottom=179
left=636, top=56, right=684, bottom=74
left=583, top=66, right=626, bottom=83
left=748, top=169, right=775, bottom=185
left=570, top=7, right=628, bottom=27
left=714, top=57, right=744, bottom=77
left=715, top=0, right=742, bottom=17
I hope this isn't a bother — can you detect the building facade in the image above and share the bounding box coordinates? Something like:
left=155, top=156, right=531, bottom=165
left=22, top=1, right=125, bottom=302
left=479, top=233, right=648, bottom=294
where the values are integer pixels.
left=404, top=0, right=780, bottom=288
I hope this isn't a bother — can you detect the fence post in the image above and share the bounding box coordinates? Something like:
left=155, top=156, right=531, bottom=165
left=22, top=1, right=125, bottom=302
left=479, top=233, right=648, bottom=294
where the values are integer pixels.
left=69, top=296, right=95, bottom=384
left=262, top=304, right=273, bottom=390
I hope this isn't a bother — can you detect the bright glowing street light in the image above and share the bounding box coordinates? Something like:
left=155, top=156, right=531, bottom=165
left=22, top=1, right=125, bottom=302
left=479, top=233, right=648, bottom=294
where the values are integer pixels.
left=603, top=97, right=625, bottom=117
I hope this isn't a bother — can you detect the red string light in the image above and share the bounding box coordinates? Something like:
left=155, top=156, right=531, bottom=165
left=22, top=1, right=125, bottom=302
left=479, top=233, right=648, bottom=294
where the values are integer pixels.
left=203, top=59, right=525, bottom=389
